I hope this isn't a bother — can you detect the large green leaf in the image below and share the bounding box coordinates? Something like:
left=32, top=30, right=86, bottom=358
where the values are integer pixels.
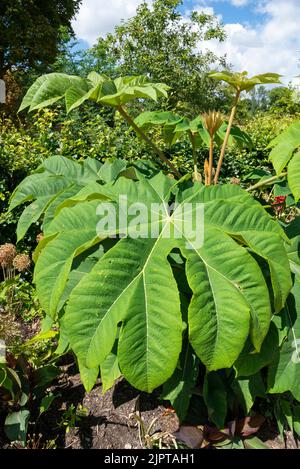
left=17, top=164, right=291, bottom=393
left=19, top=73, right=169, bottom=113
left=268, top=120, right=300, bottom=176
left=59, top=181, right=290, bottom=390
left=209, top=71, right=281, bottom=92
left=160, top=341, right=199, bottom=422
left=9, top=156, right=127, bottom=240
left=287, top=152, right=300, bottom=203
left=19, top=73, right=88, bottom=112
left=268, top=275, right=300, bottom=401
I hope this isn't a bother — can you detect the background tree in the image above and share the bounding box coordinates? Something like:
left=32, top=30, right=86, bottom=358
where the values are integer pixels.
left=91, top=0, right=228, bottom=115
left=268, top=86, right=300, bottom=115
left=51, top=28, right=97, bottom=77
left=0, top=0, right=82, bottom=77
left=0, top=0, right=82, bottom=113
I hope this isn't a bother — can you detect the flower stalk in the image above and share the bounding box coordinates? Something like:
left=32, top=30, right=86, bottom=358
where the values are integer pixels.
left=202, top=111, right=224, bottom=185
left=214, top=89, right=241, bottom=184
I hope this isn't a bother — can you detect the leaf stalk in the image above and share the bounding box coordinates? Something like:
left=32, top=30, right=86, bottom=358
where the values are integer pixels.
left=245, top=172, right=287, bottom=192
left=117, top=105, right=181, bottom=178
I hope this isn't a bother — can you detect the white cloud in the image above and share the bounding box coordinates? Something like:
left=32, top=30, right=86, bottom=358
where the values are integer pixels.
left=201, top=0, right=300, bottom=84
left=230, top=0, right=249, bottom=6
left=73, top=0, right=300, bottom=86
left=72, top=0, right=147, bottom=45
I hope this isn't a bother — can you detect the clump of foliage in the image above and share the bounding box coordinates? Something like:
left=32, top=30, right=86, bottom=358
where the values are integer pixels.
left=0, top=338, right=60, bottom=447
left=7, top=68, right=300, bottom=445
left=0, top=240, right=61, bottom=447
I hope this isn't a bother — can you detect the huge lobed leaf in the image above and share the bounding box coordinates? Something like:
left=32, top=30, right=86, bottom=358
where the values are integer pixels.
left=208, top=71, right=281, bottom=92
left=19, top=72, right=169, bottom=113
left=30, top=173, right=291, bottom=392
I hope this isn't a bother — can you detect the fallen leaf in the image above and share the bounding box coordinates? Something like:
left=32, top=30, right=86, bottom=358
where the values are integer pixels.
left=173, top=424, right=204, bottom=448
left=236, top=414, right=265, bottom=437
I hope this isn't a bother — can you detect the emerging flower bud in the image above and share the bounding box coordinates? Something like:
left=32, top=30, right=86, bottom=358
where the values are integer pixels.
left=202, top=111, right=224, bottom=137
left=13, top=254, right=31, bottom=272
left=0, top=244, right=16, bottom=267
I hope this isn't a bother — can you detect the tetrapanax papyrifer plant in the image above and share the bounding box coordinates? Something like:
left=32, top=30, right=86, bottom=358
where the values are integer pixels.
left=7, top=70, right=300, bottom=433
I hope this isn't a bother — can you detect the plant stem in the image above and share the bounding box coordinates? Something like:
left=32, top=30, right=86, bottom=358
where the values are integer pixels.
left=117, top=105, right=181, bottom=178
left=214, top=89, right=241, bottom=185
left=189, top=131, right=201, bottom=182
left=245, top=172, right=287, bottom=192
left=208, top=135, right=214, bottom=185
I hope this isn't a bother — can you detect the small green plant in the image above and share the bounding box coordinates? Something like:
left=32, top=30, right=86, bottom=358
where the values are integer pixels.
left=58, top=404, right=89, bottom=434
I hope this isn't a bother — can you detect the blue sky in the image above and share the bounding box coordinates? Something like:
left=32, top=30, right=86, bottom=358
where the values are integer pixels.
left=183, top=0, right=260, bottom=24
left=72, top=1, right=300, bottom=84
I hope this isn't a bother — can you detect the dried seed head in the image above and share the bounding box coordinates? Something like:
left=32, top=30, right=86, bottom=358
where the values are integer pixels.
left=0, top=243, right=16, bottom=267
left=36, top=233, right=44, bottom=243
left=13, top=254, right=31, bottom=272
left=231, top=177, right=241, bottom=185
left=202, top=111, right=224, bottom=137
